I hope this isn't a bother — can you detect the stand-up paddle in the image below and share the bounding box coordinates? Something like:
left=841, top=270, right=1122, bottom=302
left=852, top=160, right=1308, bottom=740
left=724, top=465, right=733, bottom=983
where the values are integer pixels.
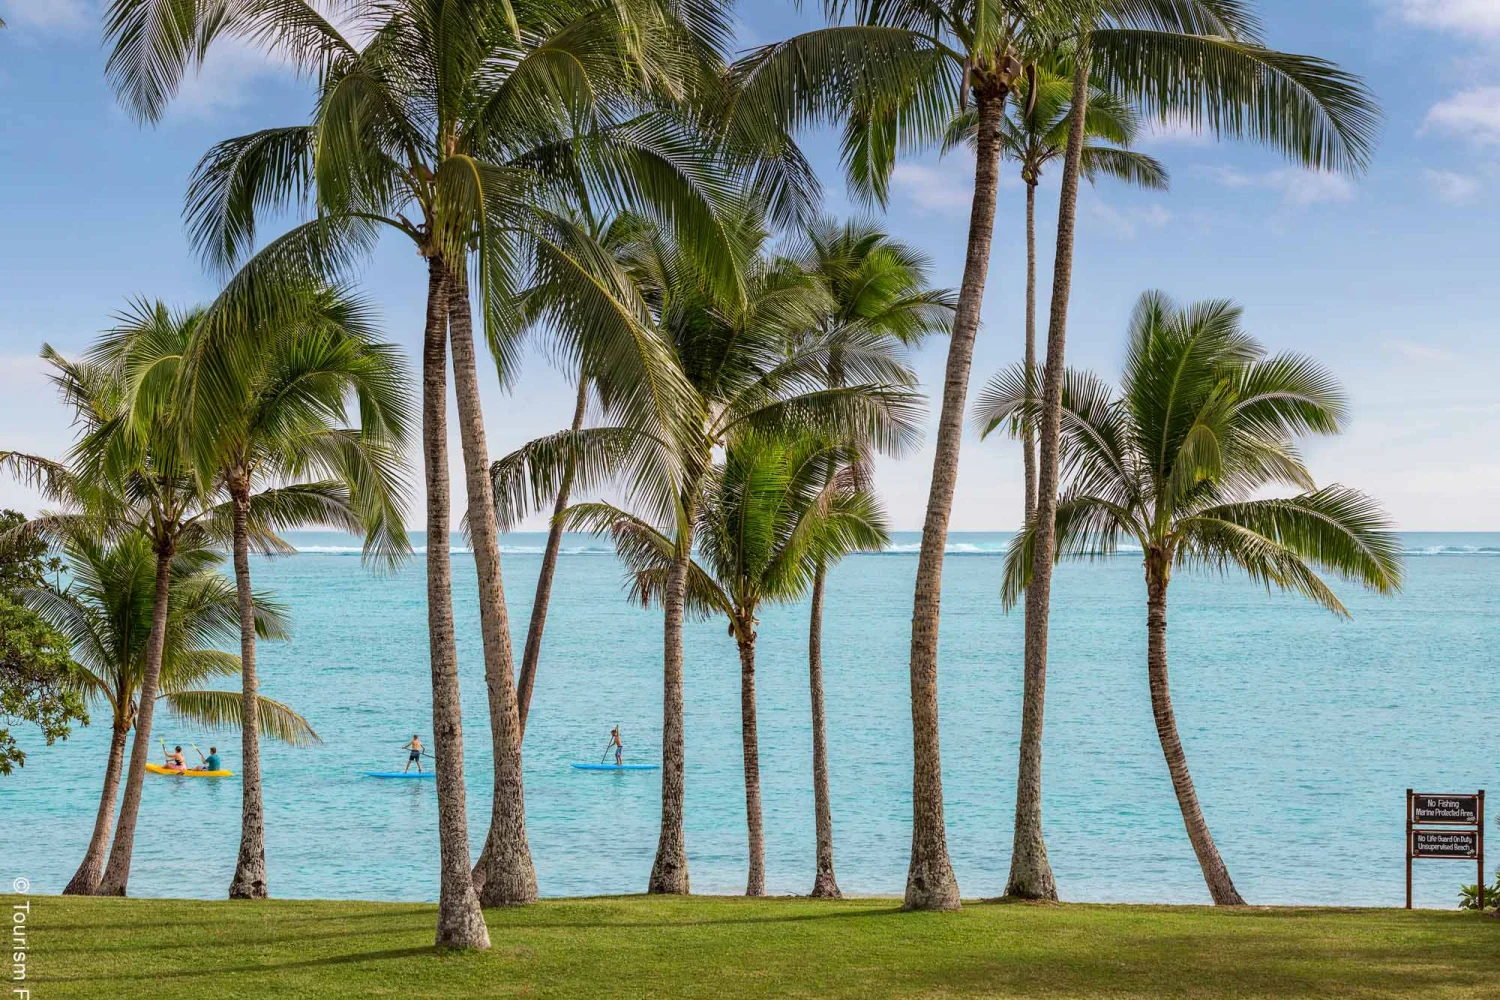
left=366, top=734, right=436, bottom=779
left=572, top=726, right=657, bottom=771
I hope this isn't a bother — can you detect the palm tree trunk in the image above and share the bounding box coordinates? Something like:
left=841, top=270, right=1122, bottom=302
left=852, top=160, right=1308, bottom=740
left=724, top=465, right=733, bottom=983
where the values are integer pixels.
left=1005, top=43, right=1094, bottom=903
left=1022, top=180, right=1039, bottom=523
left=445, top=266, right=537, bottom=908
left=516, top=373, right=588, bottom=738
left=737, top=626, right=765, bottom=897
left=63, top=718, right=128, bottom=895
left=905, top=81, right=1010, bottom=913
left=1146, top=557, right=1245, bottom=906
left=807, top=561, right=840, bottom=898
left=420, top=256, right=490, bottom=949
left=228, top=477, right=268, bottom=900
left=95, top=533, right=176, bottom=896
left=648, top=537, right=692, bottom=894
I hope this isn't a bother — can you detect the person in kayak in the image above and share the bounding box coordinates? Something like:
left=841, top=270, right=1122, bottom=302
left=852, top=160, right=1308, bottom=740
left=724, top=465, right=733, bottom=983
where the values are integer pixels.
left=402, top=735, right=425, bottom=773
left=164, top=745, right=187, bottom=772
left=608, top=726, right=623, bottom=766
left=192, top=746, right=221, bottom=772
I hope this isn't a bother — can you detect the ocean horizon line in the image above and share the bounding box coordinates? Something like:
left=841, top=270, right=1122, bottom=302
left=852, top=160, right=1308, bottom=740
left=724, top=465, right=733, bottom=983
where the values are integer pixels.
left=280, top=529, right=1500, bottom=558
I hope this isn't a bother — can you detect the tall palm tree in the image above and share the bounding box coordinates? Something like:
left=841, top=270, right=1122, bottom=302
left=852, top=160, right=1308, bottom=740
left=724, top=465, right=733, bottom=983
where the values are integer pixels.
left=104, top=0, right=759, bottom=931
left=592, top=432, right=889, bottom=896
left=1017, top=12, right=1378, bottom=903
left=734, top=0, right=1379, bottom=907
left=786, top=218, right=953, bottom=897
left=94, top=287, right=411, bottom=900
left=530, top=210, right=923, bottom=893
left=20, top=529, right=315, bottom=895
left=949, top=60, right=1167, bottom=518
left=977, top=290, right=1402, bottom=904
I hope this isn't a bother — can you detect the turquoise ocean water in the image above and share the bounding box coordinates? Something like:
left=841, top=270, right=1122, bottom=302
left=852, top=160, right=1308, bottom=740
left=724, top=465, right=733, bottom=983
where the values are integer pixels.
left=3, top=531, right=1496, bottom=908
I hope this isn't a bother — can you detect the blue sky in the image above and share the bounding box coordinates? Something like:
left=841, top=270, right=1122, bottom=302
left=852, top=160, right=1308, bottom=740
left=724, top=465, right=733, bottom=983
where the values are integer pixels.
left=1, top=0, right=1497, bottom=530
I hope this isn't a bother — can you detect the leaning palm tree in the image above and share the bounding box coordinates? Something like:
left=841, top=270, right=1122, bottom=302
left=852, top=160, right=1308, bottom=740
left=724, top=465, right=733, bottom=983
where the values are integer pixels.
left=786, top=217, right=953, bottom=897
left=977, top=290, right=1402, bottom=904
left=20, top=529, right=315, bottom=895
left=526, top=210, right=923, bottom=893
left=94, top=286, right=411, bottom=900
left=105, top=0, right=750, bottom=933
left=734, top=0, right=1379, bottom=907
left=949, top=59, right=1167, bottom=518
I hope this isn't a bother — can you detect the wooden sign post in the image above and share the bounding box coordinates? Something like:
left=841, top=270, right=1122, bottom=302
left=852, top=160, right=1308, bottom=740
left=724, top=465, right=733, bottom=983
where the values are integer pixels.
left=1406, top=789, right=1485, bottom=910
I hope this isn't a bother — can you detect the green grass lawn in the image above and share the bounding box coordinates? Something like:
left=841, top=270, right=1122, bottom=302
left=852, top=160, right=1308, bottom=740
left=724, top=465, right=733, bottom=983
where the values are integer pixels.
left=10, top=893, right=1497, bottom=999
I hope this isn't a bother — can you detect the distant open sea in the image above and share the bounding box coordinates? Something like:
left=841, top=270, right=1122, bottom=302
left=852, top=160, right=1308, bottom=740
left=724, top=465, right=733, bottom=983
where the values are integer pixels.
left=4, top=531, right=1496, bottom=908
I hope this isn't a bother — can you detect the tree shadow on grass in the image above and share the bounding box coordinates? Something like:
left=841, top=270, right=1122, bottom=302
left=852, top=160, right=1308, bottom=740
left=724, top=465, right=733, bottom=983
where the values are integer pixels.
left=46, top=905, right=433, bottom=932
left=487, top=904, right=907, bottom=931
left=39, top=946, right=444, bottom=985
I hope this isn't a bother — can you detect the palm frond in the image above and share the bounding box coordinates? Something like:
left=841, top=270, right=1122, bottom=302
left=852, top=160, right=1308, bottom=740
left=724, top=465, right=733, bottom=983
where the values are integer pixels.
left=161, top=689, right=321, bottom=746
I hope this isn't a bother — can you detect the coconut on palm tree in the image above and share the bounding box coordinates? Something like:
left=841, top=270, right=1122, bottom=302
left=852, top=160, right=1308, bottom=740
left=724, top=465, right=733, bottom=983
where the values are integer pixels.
left=94, top=286, right=411, bottom=900
left=18, top=529, right=317, bottom=895
left=976, top=290, right=1402, bottom=904
left=734, top=0, right=1380, bottom=906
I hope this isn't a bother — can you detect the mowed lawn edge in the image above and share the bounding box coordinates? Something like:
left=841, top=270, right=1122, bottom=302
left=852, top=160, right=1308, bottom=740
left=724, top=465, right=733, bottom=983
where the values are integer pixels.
left=9, top=893, right=1498, bottom=999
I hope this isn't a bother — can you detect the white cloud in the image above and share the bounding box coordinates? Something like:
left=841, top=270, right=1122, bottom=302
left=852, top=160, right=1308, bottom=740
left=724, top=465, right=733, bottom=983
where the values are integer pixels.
left=1207, top=166, right=1357, bottom=206
left=1386, top=338, right=1461, bottom=363
left=891, top=162, right=975, bottom=216
left=3, top=0, right=91, bottom=31
left=1422, top=87, right=1500, bottom=144
left=1421, top=167, right=1483, bottom=202
left=1386, top=0, right=1500, bottom=37
left=165, top=38, right=287, bottom=119
left=1140, top=117, right=1211, bottom=147
left=1085, top=199, right=1172, bottom=239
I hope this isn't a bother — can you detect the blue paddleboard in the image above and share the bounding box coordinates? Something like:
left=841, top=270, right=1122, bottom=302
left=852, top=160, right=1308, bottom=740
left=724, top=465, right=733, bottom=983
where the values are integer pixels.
left=363, top=771, right=435, bottom=779
left=571, top=763, right=659, bottom=771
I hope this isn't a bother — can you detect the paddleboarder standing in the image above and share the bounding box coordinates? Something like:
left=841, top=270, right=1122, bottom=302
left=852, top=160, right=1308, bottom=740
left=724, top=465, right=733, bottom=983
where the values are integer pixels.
left=402, top=734, right=425, bottom=773
left=608, top=726, right=623, bottom=766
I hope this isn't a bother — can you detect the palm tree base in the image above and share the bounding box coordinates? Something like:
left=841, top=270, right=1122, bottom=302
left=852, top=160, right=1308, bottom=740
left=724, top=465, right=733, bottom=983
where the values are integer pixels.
left=647, top=853, right=690, bottom=895
left=903, top=861, right=961, bottom=912
left=810, top=873, right=841, bottom=899
left=473, top=849, right=539, bottom=907
left=228, top=870, right=268, bottom=900
left=62, top=866, right=101, bottom=896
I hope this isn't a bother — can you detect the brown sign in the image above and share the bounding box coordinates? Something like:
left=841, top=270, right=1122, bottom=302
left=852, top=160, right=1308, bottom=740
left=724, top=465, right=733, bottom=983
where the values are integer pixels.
left=1406, top=789, right=1485, bottom=910
left=1411, top=829, right=1479, bottom=859
left=1412, top=794, right=1480, bottom=826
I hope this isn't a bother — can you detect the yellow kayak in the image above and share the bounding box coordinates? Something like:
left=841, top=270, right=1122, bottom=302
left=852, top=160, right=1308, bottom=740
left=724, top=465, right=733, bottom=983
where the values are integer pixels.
left=146, top=762, right=233, bottom=778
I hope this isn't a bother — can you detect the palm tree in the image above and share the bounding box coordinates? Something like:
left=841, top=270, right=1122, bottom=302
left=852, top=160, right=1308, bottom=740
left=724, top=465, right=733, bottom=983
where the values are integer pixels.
left=4, top=344, right=241, bottom=897
left=595, top=432, right=889, bottom=896
left=733, top=0, right=1379, bottom=906
left=949, top=60, right=1167, bottom=518
left=19, top=529, right=316, bottom=895
left=94, top=287, right=411, bottom=900
left=977, top=290, right=1402, bottom=904
left=786, top=218, right=953, bottom=897
left=537, top=210, right=923, bottom=894
left=105, top=0, right=750, bottom=931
